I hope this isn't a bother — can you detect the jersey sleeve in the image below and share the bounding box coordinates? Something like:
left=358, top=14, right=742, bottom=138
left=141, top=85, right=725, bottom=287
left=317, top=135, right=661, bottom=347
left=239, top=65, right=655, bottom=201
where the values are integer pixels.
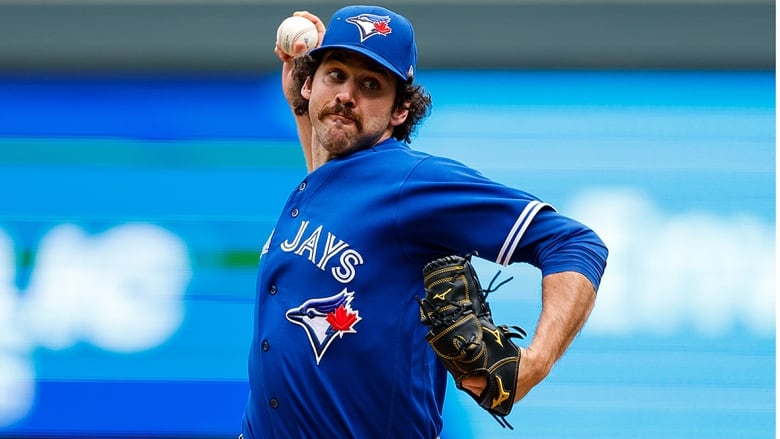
left=397, top=155, right=547, bottom=262
left=397, top=155, right=607, bottom=290
left=515, top=208, right=608, bottom=290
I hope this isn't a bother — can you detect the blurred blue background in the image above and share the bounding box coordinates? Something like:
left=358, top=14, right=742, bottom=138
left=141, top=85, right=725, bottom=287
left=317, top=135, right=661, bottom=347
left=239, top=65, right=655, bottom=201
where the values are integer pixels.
left=0, top=68, right=773, bottom=439
left=0, top=1, right=774, bottom=438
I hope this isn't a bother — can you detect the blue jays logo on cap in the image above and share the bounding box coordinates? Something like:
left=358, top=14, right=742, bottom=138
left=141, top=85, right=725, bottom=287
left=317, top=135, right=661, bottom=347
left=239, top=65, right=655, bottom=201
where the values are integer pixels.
left=285, top=288, right=362, bottom=365
left=346, top=13, right=392, bottom=42
left=310, top=5, right=417, bottom=81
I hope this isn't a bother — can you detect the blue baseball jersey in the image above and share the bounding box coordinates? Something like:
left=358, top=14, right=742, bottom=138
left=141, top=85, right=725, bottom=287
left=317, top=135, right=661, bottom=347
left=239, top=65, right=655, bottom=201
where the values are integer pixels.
left=242, top=139, right=606, bottom=438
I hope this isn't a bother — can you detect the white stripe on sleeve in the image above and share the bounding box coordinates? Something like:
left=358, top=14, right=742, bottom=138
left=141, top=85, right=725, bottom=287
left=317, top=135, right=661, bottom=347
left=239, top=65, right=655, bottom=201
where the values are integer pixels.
left=496, top=201, right=552, bottom=266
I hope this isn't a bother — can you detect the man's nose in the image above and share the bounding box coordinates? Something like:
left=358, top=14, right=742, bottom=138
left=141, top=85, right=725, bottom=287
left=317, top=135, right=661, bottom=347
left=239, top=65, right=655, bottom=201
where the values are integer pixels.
left=335, top=81, right=357, bottom=106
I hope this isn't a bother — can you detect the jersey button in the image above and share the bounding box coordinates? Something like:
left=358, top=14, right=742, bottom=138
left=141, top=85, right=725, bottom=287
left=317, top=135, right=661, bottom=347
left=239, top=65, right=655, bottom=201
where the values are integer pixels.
left=262, top=340, right=270, bottom=351
left=291, top=208, right=299, bottom=218
left=269, top=398, right=279, bottom=409
left=269, top=285, right=278, bottom=295
left=298, top=181, right=307, bottom=191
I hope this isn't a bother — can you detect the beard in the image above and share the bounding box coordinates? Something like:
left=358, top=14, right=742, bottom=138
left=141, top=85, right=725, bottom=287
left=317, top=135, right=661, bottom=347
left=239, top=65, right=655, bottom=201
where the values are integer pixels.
left=314, top=103, right=380, bottom=155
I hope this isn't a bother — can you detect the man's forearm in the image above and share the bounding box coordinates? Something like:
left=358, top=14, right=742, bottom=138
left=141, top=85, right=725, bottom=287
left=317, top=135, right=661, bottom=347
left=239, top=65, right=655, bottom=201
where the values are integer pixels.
left=295, top=118, right=313, bottom=172
left=279, top=62, right=314, bottom=172
left=534, top=271, right=595, bottom=366
left=513, top=271, right=596, bottom=401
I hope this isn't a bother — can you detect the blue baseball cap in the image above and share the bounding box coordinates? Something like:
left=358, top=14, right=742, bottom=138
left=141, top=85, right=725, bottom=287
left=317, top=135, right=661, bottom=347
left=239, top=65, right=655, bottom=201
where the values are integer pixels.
left=310, top=5, right=417, bottom=82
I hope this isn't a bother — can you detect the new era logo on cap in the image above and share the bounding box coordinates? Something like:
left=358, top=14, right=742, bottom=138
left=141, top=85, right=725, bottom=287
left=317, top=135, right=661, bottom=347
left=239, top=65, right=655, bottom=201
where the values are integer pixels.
left=311, top=5, right=417, bottom=81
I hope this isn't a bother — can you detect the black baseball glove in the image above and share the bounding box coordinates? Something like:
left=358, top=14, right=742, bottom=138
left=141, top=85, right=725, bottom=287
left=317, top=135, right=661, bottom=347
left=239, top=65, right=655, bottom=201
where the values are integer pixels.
left=418, top=254, right=526, bottom=429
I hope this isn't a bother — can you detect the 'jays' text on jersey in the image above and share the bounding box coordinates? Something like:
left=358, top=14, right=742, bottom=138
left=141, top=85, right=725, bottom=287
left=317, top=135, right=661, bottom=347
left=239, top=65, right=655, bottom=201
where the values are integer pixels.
left=242, top=139, right=605, bottom=438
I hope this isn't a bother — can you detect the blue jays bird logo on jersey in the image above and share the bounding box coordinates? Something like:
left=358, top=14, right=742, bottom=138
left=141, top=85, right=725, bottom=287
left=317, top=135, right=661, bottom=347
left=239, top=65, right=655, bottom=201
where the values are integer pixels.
left=346, top=13, right=392, bottom=42
left=285, top=288, right=362, bottom=365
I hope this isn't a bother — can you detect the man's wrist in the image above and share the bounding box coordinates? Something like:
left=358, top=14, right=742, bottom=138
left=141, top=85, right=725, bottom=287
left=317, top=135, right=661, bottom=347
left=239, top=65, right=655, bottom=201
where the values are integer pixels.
left=522, top=347, right=553, bottom=383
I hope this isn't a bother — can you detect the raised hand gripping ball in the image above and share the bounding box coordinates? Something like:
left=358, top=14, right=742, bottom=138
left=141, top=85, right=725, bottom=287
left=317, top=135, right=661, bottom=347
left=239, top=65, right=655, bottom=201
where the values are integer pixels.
left=276, top=16, right=318, bottom=56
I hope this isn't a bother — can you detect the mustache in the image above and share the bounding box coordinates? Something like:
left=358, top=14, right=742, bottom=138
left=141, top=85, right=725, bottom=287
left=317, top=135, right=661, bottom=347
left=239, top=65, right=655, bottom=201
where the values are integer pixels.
left=319, top=103, right=361, bottom=128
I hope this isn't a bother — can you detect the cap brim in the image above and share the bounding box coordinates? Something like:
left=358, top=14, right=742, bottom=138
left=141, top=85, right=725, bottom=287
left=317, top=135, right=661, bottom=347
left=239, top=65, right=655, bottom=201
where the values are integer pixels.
left=310, top=44, right=408, bottom=82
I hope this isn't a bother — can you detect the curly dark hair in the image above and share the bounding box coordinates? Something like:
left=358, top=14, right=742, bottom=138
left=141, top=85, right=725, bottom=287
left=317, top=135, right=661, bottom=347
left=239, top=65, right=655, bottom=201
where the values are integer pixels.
left=290, top=52, right=432, bottom=143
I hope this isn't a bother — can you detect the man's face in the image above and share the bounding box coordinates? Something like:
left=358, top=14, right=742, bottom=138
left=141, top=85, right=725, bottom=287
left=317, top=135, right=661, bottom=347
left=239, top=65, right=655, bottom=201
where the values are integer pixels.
left=303, top=50, right=407, bottom=156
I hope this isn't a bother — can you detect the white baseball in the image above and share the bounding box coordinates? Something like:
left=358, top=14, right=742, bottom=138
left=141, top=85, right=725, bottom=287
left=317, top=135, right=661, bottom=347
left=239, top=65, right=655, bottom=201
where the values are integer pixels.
left=276, top=16, right=318, bottom=56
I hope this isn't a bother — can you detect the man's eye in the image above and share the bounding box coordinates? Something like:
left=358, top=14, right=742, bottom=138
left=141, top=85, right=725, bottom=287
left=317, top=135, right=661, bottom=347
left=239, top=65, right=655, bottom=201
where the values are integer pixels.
left=363, top=79, right=380, bottom=90
left=328, top=70, right=345, bottom=80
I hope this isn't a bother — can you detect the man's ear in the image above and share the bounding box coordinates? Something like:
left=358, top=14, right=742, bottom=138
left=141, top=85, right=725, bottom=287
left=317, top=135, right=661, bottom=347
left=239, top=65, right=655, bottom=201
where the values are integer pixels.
left=301, top=76, right=312, bottom=99
left=390, top=103, right=410, bottom=127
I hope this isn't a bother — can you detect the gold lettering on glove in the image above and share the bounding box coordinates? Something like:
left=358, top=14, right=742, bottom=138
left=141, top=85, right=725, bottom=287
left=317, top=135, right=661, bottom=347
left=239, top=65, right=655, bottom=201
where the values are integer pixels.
left=491, top=375, right=511, bottom=409
left=432, top=287, right=452, bottom=301
left=484, top=327, right=503, bottom=347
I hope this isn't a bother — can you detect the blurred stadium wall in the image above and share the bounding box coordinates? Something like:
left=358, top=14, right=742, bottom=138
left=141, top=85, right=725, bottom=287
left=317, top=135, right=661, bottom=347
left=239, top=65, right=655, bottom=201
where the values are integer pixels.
left=0, top=0, right=774, bottom=72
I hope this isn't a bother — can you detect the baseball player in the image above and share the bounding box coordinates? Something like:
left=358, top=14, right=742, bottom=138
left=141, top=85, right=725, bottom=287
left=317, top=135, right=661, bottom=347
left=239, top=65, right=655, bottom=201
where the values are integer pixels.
left=241, top=5, right=608, bottom=438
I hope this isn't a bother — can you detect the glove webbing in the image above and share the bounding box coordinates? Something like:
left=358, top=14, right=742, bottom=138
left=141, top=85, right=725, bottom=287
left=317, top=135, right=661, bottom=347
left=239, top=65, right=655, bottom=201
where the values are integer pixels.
left=419, top=260, right=513, bottom=328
